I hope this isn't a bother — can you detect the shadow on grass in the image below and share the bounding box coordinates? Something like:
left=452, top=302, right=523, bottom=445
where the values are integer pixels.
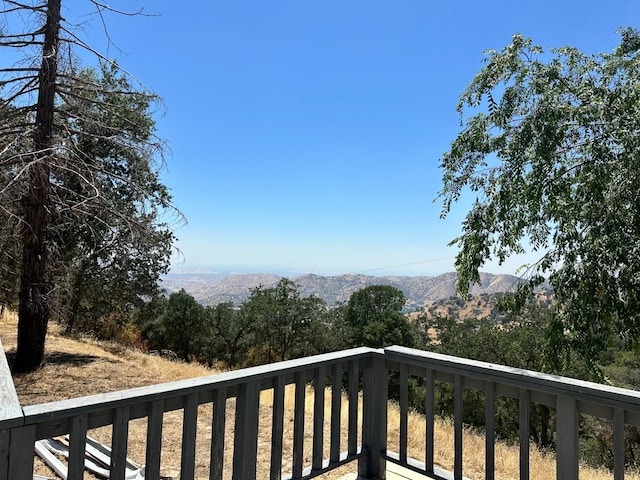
left=5, top=350, right=109, bottom=371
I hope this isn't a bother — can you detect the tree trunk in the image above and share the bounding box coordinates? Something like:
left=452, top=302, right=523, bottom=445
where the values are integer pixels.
left=13, top=0, right=61, bottom=374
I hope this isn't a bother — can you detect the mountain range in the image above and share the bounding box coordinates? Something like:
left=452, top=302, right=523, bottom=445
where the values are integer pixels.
left=161, top=272, right=523, bottom=312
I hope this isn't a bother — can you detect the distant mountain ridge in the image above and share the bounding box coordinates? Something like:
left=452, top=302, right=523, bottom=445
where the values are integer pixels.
left=161, top=272, right=522, bottom=311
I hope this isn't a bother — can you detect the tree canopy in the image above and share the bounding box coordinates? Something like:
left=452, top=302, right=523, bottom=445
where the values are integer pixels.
left=438, top=28, right=640, bottom=365
left=0, top=1, right=178, bottom=372
left=344, top=285, right=419, bottom=348
left=243, top=278, right=328, bottom=364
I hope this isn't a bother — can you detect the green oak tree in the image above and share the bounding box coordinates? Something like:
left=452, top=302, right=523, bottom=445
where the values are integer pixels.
left=343, top=285, right=419, bottom=348
left=203, top=302, right=252, bottom=367
left=159, top=289, right=206, bottom=362
left=438, top=28, right=640, bottom=367
left=242, top=278, right=329, bottom=364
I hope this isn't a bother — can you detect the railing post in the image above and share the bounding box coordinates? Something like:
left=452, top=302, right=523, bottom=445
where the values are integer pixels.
left=0, top=428, right=9, bottom=478
left=7, top=424, right=36, bottom=479
left=359, top=352, right=387, bottom=479
left=1, top=337, right=30, bottom=479
left=556, top=396, right=579, bottom=480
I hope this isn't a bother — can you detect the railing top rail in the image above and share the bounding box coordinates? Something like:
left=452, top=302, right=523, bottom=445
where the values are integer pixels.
left=0, top=337, right=23, bottom=429
left=385, top=345, right=640, bottom=411
left=22, top=346, right=379, bottom=424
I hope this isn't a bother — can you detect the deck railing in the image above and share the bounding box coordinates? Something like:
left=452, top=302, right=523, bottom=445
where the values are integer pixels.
left=2, top=338, right=640, bottom=479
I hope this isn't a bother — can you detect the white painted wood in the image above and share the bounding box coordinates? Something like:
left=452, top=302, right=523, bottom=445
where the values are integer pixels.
left=35, top=436, right=142, bottom=480
left=84, top=434, right=143, bottom=477
left=35, top=439, right=69, bottom=479
left=0, top=338, right=22, bottom=428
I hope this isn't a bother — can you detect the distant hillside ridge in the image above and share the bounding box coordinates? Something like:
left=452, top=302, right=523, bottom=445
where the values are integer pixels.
left=161, top=272, right=523, bottom=311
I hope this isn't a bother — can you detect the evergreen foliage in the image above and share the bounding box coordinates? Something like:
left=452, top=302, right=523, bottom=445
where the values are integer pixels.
left=0, top=1, right=178, bottom=372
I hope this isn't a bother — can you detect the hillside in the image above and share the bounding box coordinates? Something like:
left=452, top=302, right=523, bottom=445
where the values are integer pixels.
left=415, top=288, right=555, bottom=322
left=161, top=271, right=523, bottom=311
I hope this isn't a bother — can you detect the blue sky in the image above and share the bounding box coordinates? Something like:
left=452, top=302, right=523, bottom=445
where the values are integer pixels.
left=64, top=0, right=637, bottom=276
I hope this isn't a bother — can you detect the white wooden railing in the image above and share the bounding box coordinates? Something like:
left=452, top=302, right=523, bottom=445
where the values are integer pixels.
left=2, top=338, right=640, bottom=479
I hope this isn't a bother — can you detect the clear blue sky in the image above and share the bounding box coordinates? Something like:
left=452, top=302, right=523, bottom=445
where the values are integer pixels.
left=66, top=0, right=637, bottom=276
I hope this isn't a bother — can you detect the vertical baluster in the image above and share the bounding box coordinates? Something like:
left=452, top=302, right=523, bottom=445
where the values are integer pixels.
left=330, top=362, right=343, bottom=464
left=7, top=424, right=36, bottom=479
left=425, top=368, right=435, bottom=475
left=519, top=389, right=530, bottom=480
left=181, top=393, right=199, bottom=480
left=68, top=413, right=88, bottom=480
left=555, top=396, right=578, bottom=480
left=232, top=380, right=260, bottom=480
left=614, top=407, right=625, bottom=480
left=358, top=354, right=387, bottom=479
left=484, top=381, right=495, bottom=480
left=292, top=371, right=306, bottom=479
left=453, top=375, right=463, bottom=480
left=146, top=400, right=164, bottom=479
left=399, top=363, right=408, bottom=463
left=348, top=360, right=359, bottom=457
left=270, top=375, right=285, bottom=480
left=111, top=406, right=130, bottom=480
left=210, top=387, right=226, bottom=480
left=312, top=365, right=326, bottom=471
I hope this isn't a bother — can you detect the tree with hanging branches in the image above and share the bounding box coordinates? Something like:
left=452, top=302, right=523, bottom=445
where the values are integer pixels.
left=0, top=0, right=181, bottom=373
left=438, top=28, right=640, bottom=369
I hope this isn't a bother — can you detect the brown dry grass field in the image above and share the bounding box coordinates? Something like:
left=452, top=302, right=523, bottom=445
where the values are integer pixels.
left=1, top=310, right=636, bottom=479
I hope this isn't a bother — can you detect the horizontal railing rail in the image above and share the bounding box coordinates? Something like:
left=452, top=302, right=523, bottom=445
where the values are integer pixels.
left=1, top=346, right=378, bottom=480
left=2, top=341, right=640, bottom=479
left=384, top=345, right=640, bottom=480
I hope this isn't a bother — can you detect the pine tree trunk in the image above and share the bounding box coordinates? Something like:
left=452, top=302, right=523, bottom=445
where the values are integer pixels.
left=13, top=0, right=61, bottom=374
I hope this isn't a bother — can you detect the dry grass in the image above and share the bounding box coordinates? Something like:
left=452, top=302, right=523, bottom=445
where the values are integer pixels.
left=386, top=407, right=635, bottom=480
left=1, top=310, right=637, bottom=479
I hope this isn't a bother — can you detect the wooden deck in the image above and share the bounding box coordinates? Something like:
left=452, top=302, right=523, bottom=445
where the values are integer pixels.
left=337, top=463, right=428, bottom=479
left=4, top=340, right=640, bottom=479
left=337, top=463, right=468, bottom=480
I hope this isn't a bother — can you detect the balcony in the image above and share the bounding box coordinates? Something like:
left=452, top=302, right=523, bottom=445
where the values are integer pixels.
left=2, top=338, right=640, bottom=480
